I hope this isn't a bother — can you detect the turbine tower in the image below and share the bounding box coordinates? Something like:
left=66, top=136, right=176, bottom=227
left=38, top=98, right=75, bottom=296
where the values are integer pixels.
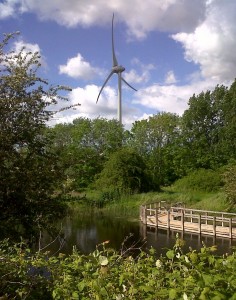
left=96, top=14, right=137, bottom=124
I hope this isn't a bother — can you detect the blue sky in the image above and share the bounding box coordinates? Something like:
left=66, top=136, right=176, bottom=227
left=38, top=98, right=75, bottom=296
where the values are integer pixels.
left=1, top=0, right=236, bottom=128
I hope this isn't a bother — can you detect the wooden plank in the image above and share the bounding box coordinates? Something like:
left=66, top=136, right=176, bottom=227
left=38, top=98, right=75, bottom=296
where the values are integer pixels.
left=141, top=202, right=236, bottom=239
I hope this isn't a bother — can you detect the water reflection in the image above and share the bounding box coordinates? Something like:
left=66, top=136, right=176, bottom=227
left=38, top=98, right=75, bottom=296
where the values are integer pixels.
left=41, top=211, right=236, bottom=256
left=141, top=225, right=236, bottom=255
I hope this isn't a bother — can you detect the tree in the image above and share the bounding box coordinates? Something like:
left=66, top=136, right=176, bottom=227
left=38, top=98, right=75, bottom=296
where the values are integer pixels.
left=95, top=148, right=153, bottom=194
left=223, top=163, right=236, bottom=206
left=180, top=82, right=236, bottom=172
left=0, top=33, right=74, bottom=237
left=51, top=117, right=125, bottom=190
left=129, top=112, right=181, bottom=186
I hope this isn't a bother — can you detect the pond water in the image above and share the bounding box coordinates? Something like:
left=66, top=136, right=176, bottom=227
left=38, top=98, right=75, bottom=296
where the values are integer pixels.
left=41, top=211, right=236, bottom=256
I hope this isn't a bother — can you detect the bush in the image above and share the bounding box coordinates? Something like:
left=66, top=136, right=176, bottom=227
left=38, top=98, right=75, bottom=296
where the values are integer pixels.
left=0, top=238, right=236, bottom=299
left=95, top=148, right=154, bottom=194
left=223, top=164, right=236, bottom=205
left=173, top=168, right=223, bottom=192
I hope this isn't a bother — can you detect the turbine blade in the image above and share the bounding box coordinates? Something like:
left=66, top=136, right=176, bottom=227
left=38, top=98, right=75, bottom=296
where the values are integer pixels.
left=121, top=77, right=138, bottom=91
left=96, top=71, right=114, bottom=103
left=112, top=13, right=118, bottom=67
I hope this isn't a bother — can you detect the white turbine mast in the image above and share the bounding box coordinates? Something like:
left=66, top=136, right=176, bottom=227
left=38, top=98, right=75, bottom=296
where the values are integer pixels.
left=96, top=13, right=137, bottom=124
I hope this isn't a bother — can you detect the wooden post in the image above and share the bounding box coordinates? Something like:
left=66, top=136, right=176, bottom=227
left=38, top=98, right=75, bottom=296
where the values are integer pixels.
left=229, top=218, right=232, bottom=239
left=140, top=206, right=143, bottom=222
left=198, top=214, right=201, bottom=234
left=155, top=203, right=158, bottom=228
left=205, top=212, right=208, bottom=225
left=222, top=213, right=224, bottom=227
left=190, top=209, right=193, bottom=223
left=181, top=209, right=184, bottom=232
left=167, top=210, right=170, bottom=230
left=144, top=205, right=147, bottom=225
left=213, top=216, right=216, bottom=237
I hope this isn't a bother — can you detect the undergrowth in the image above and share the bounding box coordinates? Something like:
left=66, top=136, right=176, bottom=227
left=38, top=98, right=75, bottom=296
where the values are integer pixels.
left=1, top=237, right=235, bottom=299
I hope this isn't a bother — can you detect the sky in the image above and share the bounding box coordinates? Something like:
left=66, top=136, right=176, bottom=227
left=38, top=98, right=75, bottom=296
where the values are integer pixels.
left=1, top=0, right=236, bottom=128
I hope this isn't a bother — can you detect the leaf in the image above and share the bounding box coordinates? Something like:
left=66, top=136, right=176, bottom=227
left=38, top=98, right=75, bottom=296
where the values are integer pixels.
left=202, top=275, right=212, bottom=286
left=169, top=289, right=177, bottom=299
left=166, top=250, right=175, bottom=259
left=99, top=255, right=108, bottom=266
left=72, top=292, right=79, bottom=299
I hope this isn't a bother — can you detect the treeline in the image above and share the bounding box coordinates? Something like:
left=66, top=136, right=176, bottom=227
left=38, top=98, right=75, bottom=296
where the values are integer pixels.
left=50, top=80, right=236, bottom=196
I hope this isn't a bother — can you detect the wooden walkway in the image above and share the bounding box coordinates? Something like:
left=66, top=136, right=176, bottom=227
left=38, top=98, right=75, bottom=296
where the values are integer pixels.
left=140, top=202, right=236, bottom=239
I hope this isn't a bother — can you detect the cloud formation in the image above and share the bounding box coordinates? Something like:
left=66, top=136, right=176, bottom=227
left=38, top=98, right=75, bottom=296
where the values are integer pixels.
left=1, top=0, right=236, bottom=126
left=59, top=53, right=103, bottom=80
left=0, top=0, right=205, bottom=35
left=2, top=0, right=235, bottom=84
left=172, top=0, right=236, bottom=82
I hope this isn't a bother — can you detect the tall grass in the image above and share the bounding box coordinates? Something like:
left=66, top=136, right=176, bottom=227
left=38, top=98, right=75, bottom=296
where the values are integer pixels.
left=66, top=168, right=231, bottom=218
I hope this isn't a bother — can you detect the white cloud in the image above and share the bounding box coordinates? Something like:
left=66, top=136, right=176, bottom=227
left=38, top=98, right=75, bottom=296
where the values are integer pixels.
left=51, top=84, right=117, bottom=124
left=124, top=69, right=148, bottom=85
left=3, top=0, right=236, bottom=128
left=1, top=0, right=206, bottom=38
left=50, top=83, right=140, bottom=128
left=59, top=53, right=103, bottom=80
left=133, top=78, right=222, bottom=115
left=13, top=40, right=41, bottom=55
left=172, top=0, right=236, bottom=82
left=7, top=40, right=47, bottom=67
left=0, top=0, right=18, bottom=19
left=165, top=70, right=177, bottom=84
left=124, top=58, right=155, bottom=84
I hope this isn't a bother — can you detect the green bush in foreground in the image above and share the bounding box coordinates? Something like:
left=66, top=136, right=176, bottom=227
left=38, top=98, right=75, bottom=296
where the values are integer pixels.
left=0, top=238, right=236, bottom=300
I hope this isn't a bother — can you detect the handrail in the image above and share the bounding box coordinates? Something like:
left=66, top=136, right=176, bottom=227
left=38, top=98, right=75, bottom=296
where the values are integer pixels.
left=140, top=202, right=236, bottom=239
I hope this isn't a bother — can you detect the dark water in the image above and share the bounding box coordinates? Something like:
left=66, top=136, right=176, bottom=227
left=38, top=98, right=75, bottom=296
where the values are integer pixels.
left=41, top=211, right=236, bottom=256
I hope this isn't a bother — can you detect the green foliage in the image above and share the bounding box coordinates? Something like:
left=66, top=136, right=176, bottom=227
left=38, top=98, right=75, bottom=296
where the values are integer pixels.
left=223, top=163, right=236, bottom=205
left=0, top=238, right=235, bottom=299
left=0, top=33, right=71, bottom=238
left=51, top=118, right=125, bottom=190
left=129, top=112, right=181, bottom=186
left=173, top=168, right=223, bottom=193
left=180, top=82, right=236, bottom=172
left=95, top=147, right=155, bottom=194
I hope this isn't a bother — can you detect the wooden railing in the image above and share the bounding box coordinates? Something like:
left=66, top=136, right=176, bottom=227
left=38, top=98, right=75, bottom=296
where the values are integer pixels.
left=140, top=202, right=236, bottom=239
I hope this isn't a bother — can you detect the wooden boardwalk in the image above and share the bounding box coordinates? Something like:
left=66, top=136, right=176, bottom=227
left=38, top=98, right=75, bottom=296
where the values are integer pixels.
left=140, top=202, right=236, bottom=239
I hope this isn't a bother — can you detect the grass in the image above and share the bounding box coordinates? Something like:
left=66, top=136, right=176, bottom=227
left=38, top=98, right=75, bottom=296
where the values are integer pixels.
left=65, top=186, right=232, bottom=221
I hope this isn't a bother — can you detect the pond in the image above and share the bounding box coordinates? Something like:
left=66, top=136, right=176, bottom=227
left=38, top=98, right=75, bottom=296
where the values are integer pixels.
left=41, top=210, right=236, bottom=256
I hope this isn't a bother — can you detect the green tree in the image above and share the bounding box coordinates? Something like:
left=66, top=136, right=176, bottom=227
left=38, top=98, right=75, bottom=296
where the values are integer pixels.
left=95, top=147, right=152, bottom=194
left=129, top=112, right=181, bottom=186
left=180, top=84, right=229, bottom=171
left=51, top=117, right=125, bottom=190
left=0, top=33, right=73, bottom=238
left=223, top=162, right=236, bottom=206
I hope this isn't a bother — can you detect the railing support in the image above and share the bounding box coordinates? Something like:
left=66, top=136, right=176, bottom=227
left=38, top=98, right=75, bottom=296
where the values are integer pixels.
left=213, top=216, right=216, bottom=237
left=167, top=210, right=170, bottom=230
left=155, top=203, right=158, bottom=228
left=198, top=214, right=201, bottom=234
left=229, top=218, right=232, bottom=239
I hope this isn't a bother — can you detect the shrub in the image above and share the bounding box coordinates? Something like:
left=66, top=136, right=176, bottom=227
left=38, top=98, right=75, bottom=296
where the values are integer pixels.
left=173, top=168, right=223, bottom=192
left=95, top=148, right=153, bottom=194
left=0, top=238, right=236, bottom=299
left=223, top=164, right=236, bottom=205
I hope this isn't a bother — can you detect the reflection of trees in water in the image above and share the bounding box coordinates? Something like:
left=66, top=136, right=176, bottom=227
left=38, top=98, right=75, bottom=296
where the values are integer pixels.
left=40, top=211, right=140, bottom=255
left=40, top=211, right=236, bottom=256
left=142, top=227, right=236, bottom=256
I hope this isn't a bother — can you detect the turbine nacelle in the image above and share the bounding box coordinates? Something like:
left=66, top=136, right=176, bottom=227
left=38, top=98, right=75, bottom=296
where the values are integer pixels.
left=112, top=65, right=125, bottom=73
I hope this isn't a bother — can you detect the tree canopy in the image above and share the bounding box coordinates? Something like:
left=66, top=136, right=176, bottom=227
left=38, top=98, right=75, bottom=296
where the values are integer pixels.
left=0, top=33, right=75, bottom=238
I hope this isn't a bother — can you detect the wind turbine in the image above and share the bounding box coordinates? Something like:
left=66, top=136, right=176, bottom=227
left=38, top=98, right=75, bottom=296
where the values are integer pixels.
left=96, top=14, right=137, bottom=124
